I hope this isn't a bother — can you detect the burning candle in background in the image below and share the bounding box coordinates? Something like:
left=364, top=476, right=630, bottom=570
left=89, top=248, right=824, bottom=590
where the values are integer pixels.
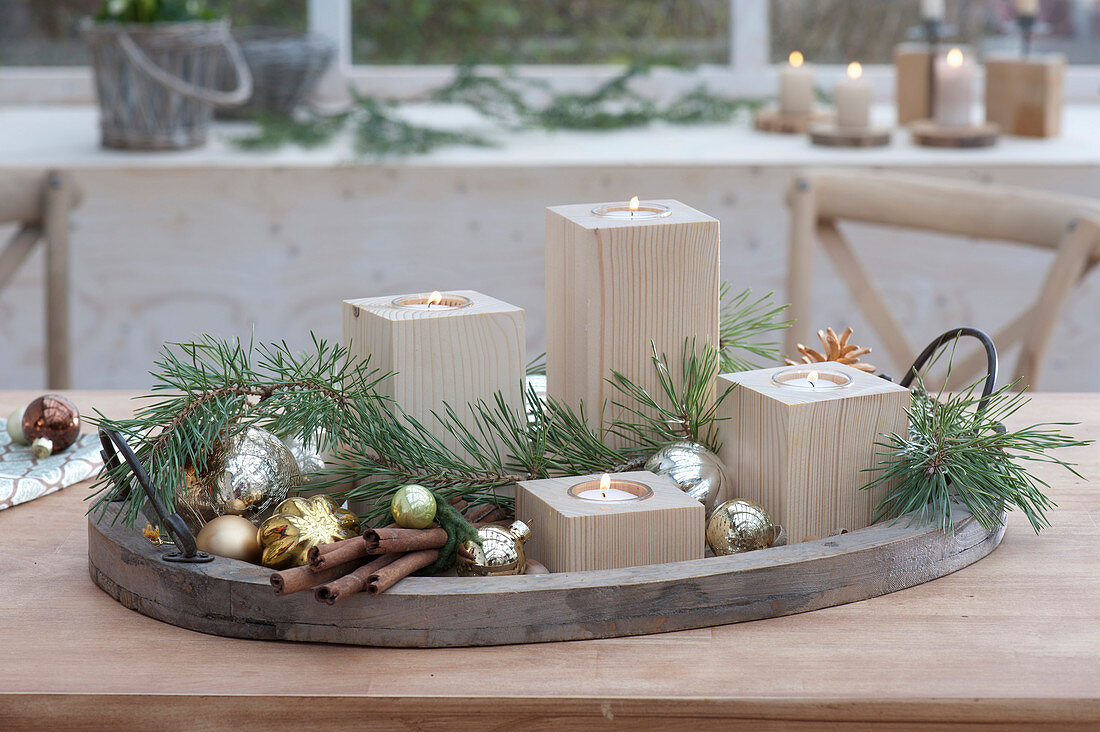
left=921, top=0, right=945, bottom=21
left=590, top=197, right=672, bottom=219
left=835, top=62, right=871, bottom=130
left=779, top=51, right=814, bottom=115
left=934, top=48, right=975, bottom=127
left=571, top=473, right=649, bottom=502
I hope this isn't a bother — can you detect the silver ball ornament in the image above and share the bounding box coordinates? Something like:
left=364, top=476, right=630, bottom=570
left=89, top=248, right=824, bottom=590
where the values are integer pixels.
left=281, top=432, right=326, bottom=486
left=645, top=441, right=728, bottom=516
left=706, top=499, right=775, bottom=556
left=457, top=520, right=531, bottom=577
left=214, top=427, right=300, bottom=520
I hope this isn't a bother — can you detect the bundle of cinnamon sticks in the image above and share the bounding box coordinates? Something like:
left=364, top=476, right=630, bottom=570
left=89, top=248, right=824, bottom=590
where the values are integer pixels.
left=269, top=502, right=508, bottom=604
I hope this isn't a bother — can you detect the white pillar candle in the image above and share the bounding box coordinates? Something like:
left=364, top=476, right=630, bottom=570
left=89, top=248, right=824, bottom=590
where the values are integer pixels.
left=779, top=51, right=814, bottom=115
left=1017, top=0, right=1039, bottom=15
left=835, top=62, right=871, bottom=130
left=921, top=0, right=945, bottom=20
left=934, top=48, right=974, bottom=127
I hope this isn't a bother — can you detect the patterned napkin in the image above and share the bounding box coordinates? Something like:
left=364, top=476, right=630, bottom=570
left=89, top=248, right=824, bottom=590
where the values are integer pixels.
left=0, top=417, right=103, bottom=510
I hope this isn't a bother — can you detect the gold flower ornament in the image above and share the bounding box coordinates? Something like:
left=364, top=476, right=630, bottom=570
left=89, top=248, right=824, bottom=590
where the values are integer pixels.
left=258, top=495, right=360, bottom=569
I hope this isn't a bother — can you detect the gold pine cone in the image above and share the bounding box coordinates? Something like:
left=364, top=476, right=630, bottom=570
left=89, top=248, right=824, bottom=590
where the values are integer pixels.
left=258, top=495, right=360, bottom=569
left=786, top=326, right=876, bottom=373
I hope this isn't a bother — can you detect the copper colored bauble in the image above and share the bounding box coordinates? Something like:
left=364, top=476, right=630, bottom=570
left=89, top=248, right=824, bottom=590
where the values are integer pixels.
left=6, top=407, right=28, bottom=445
left=258, top=495, right=360, bottom=569
left=706, top=499, right=775, bottom=556
left=391, top=484, right=437, bottom=529
left=645, top=441, right=728, bottom=516
left=195, top=515, right=262, bottom=564
left=457, top=520, right=531, bottom=577
left=21, top=394, right=80, bottom=453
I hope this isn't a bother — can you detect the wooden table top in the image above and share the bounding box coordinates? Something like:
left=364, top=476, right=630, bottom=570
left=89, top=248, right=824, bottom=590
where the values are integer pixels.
left=1, top=391, right=1098, bottom=730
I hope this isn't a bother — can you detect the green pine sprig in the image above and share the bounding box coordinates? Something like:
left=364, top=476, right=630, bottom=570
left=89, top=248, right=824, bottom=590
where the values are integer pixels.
left=719, top=283, right=791, bottom=372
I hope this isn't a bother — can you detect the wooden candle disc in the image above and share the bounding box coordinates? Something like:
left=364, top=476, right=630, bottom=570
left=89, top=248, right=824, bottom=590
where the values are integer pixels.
left=753, top=107, right=834, bottom=134
left=910, top=119, right=1000, bottom=148
left=809, top=124, right=892, bottom=148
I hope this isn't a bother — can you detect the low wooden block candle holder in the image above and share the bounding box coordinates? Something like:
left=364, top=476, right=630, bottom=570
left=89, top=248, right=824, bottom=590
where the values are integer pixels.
left=753, top=107, right=833, bottom=134
left=910, top=119, right=999, bottom=149
left=985, top=53, right=1064, bottom=138
left=515, top=471, right=704, bottom=573
left=343, top=290, right=525, bottom=455
left=715, top=363, right=909, bottom=543
left=545, top=199, right=719, bottom=435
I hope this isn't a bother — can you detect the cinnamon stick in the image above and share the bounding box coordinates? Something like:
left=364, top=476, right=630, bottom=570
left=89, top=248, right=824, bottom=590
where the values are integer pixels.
left=364, top=527, right=449, bottom=554
left=368, top=549, right=439, bottom=595
left=308, top=535, right=371, bottom=570
left=465, top=503, right=506, bottom=524
left=314, top=553, right=399, bottom=605
left=271, top=557, right=365, bottom=596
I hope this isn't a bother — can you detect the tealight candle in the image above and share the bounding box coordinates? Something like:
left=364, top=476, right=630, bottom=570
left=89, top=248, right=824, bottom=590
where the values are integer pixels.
left=391, top=291, right=472, bottom=311
left=568, top=473, right=652, bottom=502
left=591, top=196, right=672, bottom=220
left=835, top=62, right=871, bottom=130
left=771, top=366, right=853, bottom=390
left=779, top=51, right=814, bottom=116
left=934, top=48, right=974, bottom=127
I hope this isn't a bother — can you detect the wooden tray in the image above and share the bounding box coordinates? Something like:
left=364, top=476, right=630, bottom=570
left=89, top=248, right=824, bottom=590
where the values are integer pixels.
left=88, top=504, right=1004, bottom=648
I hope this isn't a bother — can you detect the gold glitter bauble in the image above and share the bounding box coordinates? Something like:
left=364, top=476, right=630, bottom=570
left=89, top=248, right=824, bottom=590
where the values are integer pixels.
left=645, top=441, right=728, bottom=516
left=706, top=499, right=775, bottom=556
left=196, top=515, right=262, bottom=564
left=391, top=484, right=437, bottom=529
left=457, top=520, right=531, bottom=577
left=258, top=495, right=360, bottom=569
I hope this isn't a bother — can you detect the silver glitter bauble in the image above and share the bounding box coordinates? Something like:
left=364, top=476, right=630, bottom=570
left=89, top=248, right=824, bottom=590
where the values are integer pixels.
left=457, top=520, right=531, bottom=577
left=214, top=427, right=301, bottom=521
left=706, top=499, right=775, bottom=556
left=645, top=441, right=728, bottom=516
left=281, top=432, right=326, bottom=486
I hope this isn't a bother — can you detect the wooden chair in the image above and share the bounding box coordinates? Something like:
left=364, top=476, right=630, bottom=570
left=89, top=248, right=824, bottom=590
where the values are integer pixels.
left=0, top=171, right=81, bottom=389
left=786, top=169, right=1100, bottom=389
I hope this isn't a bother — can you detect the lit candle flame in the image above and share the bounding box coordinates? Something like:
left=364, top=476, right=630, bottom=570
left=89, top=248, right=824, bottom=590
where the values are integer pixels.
left=789, top=51, right=804, bottom=68
left=947, top=48, right=964, bottom=68
left=807, top=370, right=819, bottom=380
left=628, top=196, right=640, bottom=212
left=427, top=290, right=442, bottom=308
left=600, top=472, right=611, bottom=497
left=847, top=62, right=863, bottom=80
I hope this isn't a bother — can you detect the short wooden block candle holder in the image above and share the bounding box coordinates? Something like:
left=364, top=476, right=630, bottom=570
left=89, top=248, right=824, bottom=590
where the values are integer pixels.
left=715, top=363, right=909, bottom=543
left=894, top=44, right=933, bottom=125
left=545, top=199, right=719, bottom=433
left=515, top=471, right=704, bottom=573
left=343, top=290, right=525, bottom=454
left=985, top=53, right=1065, bottom=138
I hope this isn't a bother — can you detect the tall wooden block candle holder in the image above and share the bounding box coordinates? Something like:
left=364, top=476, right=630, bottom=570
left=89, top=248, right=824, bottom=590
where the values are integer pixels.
left=716, top=363, right=909, bottom=543
left=985, top=53, right=1064, bottom=138
left=342, top=290, right=525, bottom=454
left=515, top=471, right=704, bottom=573
left=895, top=44, right=933, bottom=125
left=545, top=199, right=720, bottom=432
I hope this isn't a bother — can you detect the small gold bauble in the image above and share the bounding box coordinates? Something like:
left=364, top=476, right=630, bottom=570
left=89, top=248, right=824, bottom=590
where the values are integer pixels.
left=645, top=440, right=728, bottom=516
left=457, top=520, right=531, bottom=577
left=706, top=499, right=775, bottom=556
left=391, top=484, right=437, bottom=529
left=223, top=498, right=249, bottom=516
left=6, top=407, right=28, bottom=445
left=258, top=495, right=360, bottom=569
left=196, top=514, right=262, bottom=564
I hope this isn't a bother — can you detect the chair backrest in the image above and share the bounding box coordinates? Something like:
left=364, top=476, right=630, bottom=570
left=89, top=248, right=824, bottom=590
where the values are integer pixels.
left=786, top=169, right=1100, bottom=389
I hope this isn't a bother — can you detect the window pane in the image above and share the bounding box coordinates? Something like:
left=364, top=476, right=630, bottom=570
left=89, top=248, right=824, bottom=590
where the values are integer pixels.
left=0, top=0, right=305, bottom=66
left=770, top=0, right=1100, bottom=65
left=351, top=1, right=729, bottom=65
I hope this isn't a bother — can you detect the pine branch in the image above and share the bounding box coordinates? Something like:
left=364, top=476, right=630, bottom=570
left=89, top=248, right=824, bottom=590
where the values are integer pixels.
left=720, top=283, right=791, bottom=372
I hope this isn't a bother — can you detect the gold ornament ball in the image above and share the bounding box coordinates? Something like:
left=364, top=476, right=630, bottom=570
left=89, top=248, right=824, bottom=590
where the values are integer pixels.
left=6, top=407, right=28, bottom=445
left=258, top=495, right=360, bottom=569
left=391, top=484, right=437, bottom=529
left=706, top=499, right=775, bottom=556
left=196, top=515, right=262, bottom=564
left=457, top=520, right=531, bottom=577
left=645, top=440, right=728, bottom=516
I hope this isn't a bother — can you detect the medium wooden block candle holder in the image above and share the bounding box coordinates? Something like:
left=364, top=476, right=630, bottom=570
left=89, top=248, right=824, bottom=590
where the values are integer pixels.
left=515, top=471, right=704, bottom=573
left=895, top=43, right=933, bottom=125
left=545, top=199, right=719, bottom=432
left=985, top=53, right=1064, bottom=138
left=715, top=363, right=909, bottom=543
left=342, top=290, right=525, bottom=454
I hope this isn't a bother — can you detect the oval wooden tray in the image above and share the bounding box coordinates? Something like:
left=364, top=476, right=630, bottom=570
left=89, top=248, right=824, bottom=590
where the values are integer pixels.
left=88, top=504, right=1004, bottom=648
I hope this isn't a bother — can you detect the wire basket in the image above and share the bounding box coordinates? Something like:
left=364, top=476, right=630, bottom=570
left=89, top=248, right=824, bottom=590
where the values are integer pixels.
left=84, top=20, right=252, bottom=150
left=215, top=28, right=336, bottom=119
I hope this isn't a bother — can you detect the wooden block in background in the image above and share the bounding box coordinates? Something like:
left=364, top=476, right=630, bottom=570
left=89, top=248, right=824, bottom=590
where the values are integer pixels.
left=515, top=471, right=704, bottom=573
left=715, top=363, right=909, bottom=543
left=985, top=54, right=1065, bottom=138
left=895, top=44, right=933, bottom=125
left=343, top=290, right=525, bottom=455
left=545, top=199, right=719, bottom=435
